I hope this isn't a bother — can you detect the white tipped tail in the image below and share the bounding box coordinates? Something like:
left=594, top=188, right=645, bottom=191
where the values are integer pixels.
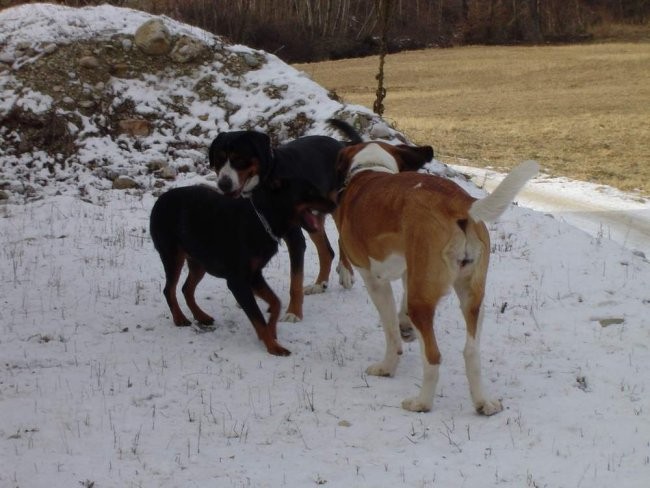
left=468, top=160, right=539, bottom=223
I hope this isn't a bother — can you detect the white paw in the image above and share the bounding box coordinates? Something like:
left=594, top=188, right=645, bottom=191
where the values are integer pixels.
left=401, top=396, right=432, bottom=413
left=304, top=281, right=328, bottom=295
left=337, top=265, right=354, bottom=289
left=281, top=312, right=302, bottom=323
left=366, top=362, right=396, bottom=377
left=475, top=398, right=503, bottom=416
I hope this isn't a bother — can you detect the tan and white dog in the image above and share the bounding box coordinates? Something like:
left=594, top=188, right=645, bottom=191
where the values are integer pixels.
left=333, top=142, right=538, bottom=413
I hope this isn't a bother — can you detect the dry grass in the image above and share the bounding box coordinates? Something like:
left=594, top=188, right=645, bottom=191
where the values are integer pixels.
left=295, top=42, right=650, bottom=195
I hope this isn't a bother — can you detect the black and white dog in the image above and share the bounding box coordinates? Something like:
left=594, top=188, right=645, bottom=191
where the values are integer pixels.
left=208, top=120, right=362, bottom=321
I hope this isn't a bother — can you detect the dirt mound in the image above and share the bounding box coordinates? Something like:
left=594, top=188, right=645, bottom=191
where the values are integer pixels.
left=0, top=4, right=394, bottom=203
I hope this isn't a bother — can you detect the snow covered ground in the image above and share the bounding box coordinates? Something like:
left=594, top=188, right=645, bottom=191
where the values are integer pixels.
left=455, top=165, right=650, bottom=259
left=1, top=4, right=650, bottom=488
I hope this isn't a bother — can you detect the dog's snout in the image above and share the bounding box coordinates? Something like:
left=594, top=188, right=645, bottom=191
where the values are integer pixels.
left=218, top=177, right=233, bottom=194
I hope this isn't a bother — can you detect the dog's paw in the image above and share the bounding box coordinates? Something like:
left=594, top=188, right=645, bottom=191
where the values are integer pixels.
left=191, top=323, right=216, bottom=334
left=304, top=281, right=328, bottom=295
left=195, top=314, right=214, bottom=326
left=266, top=342, right=291, bottom=356
left=173, top=316, right=192, bottom=327
left=401, top=396, right=432, bottom=413
left=399, top=322, right=416, bottom=342
left=281, top=312, right=302, bottom=323
left=337, top=265, right=354, bottom=289
left=366, top=362, right=396, bottom=377
left=475, top=398, right=503, bottom=416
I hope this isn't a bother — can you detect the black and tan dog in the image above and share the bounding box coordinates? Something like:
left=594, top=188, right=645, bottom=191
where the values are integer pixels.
left=333, top=141, right=538, bottom=413
left=150, top=179, right=334, bottom=356
left=208, top=120, right=362, bottom=322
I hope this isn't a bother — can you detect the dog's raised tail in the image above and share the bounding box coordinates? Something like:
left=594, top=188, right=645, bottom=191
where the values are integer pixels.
left=468, top=160, right=539, bottom=223
left=327, top=118, right=364, bottom=144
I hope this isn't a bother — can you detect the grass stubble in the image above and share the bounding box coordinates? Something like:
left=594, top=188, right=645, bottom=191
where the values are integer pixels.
left=295, top=41, right=650, bottom=195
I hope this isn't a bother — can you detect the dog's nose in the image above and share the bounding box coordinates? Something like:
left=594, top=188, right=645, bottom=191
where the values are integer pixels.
left=218, top=177, right=233, bottom=194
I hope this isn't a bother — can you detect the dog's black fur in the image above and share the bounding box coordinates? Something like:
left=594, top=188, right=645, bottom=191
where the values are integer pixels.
left=207, top=119, right=363, bottom=321
left=150, top=180, right=334, bottom=356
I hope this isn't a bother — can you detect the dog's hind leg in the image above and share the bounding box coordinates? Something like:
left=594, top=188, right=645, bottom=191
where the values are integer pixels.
left=358, top=269, right=402, bottom=378
left=454, top=264, right=503, bottom=416
left=160, top=247, right=191, bottom=326
left=282, top=227, right=306, bottom=322
left=304, top=220, right=334, bottom=295
left=336, top=239, right=355, bottom=289
left=397, top=274, right=416, bottom=342
left=182, top=258, right=214, bottom=326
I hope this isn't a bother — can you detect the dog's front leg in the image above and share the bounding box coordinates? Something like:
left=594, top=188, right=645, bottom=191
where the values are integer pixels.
left=281, top=227, right=306, bottom=322
left=227, top=278, right=291, bottom=356
left=403, top=303, right=441, bottom=413
left=358, top=269, right=401, bottom=377
left=251, top=273, right=282, bottom=341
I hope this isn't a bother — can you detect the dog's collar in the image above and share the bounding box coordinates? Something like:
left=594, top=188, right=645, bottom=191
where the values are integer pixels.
left=248, top=197, right=281, bottom=244
left=344, top=161, right=396, bottom=187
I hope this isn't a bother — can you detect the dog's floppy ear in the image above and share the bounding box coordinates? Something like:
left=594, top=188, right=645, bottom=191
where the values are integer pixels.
left=208, top=133, right=229, bottom=168
left=395, top=144, right=434, bottom=172
left=248, top=131, right=273, bottom=178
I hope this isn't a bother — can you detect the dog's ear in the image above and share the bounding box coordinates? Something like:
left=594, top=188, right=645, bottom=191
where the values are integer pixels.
left=395, top=144, right=434, bottom=172
left=208, top=133, right=229, bottom=168
left=248, top=131, right=273, bottom=177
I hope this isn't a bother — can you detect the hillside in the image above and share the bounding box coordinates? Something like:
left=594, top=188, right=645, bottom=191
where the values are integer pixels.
left=0, top=3, right=401, bottom=204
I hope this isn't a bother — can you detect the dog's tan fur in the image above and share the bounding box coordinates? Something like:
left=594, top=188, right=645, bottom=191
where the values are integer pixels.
left=334, top=142, right=538, bottom=413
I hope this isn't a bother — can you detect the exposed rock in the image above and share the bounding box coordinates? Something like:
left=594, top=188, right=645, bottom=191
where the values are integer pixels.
left=112, top=175, right=139, bottom=189
left=109, top=63, right=130, bottom=77
left=170, top=35, right=207, bottom=63
left=134, top=19, right=172, bottom=55
left=599, top=317, right=625, bottom=327
left=158, top=166, right=177, bottom=180
left=0, top=51, right=15, bottom=64
left=146, top=160, right=168, bottom=172
left=242, top=53, right=262, bottom=69
left=79, top=55, right=100, bottom=69
left=369, top=122, right=392, bottom=139
left=118, top=119, right=153, bottom=137
left=43, top=43, right=58, bottom=55
left=0, top=190, right=9, bottom=201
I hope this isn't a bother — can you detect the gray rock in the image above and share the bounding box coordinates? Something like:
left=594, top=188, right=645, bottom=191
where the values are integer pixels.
left=43, top=43, right=58, bottom=55
left=242, top=53, right=262, bottom=69
left=158, top=166, right=177, bottom=180
left=170, top=36, right=206, bottom=63
left=0, top=51, right=15, bottom=64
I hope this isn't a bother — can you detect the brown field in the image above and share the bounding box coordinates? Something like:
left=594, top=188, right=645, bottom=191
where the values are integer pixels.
left=295, top=42, right=650, bottom=195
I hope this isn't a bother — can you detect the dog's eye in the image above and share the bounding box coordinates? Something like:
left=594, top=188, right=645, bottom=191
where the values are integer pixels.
left=230, top=158, right=250, bottom=170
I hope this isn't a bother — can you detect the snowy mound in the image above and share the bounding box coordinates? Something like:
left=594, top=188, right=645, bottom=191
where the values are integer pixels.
left=0, top=3, right=415, bottom=203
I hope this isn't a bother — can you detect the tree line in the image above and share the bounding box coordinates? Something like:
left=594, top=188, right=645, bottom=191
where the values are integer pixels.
left=5, top=0, right=649, bottom=61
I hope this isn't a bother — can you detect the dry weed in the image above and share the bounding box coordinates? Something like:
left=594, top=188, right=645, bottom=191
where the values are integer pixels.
left=296, top=42, right=650, bottom=195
